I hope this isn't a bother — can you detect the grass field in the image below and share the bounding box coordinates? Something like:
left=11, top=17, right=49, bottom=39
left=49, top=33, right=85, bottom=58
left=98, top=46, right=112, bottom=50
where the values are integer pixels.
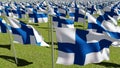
left=0, top=16, right=120, bottom=68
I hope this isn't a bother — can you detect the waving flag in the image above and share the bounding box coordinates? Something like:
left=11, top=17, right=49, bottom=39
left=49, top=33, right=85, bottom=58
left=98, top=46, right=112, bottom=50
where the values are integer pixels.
left=4, top=6, right=13, bottom=17
left=52, top=6, right=67, bottom=17
left=69, top=7, right=86, bottom=23
left=103, top=6, right=119, bottom=20
left=11, top=7, right=26, bottom=18
left=8, top=17, right=49, bottom=46
left=47, top=2, right=56, bottom=16
left=87, top=13, right=120, bottom=46
left=87, top=5, right=97, bottom=14
left=52, top=16, right=74, bottom=28
left=58, top=7, right=67, bottom=17
left=88, top=12, right=120, bottom=38
left=28, top=8, right=48, bottom=23
left=56, top=28, right=117, bottom=65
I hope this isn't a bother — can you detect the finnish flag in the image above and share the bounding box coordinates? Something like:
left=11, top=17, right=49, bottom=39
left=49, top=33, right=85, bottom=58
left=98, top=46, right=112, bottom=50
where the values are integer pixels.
left=87, top=12, right=120, bottom=39
left=52, top=7, right=67, bottom=17
left=103, top=6, right=119, bottom=21
left=28, top=8, right=48, bottom=23
left=58, top=7, right=67, bottom=17
left=87, top=13, right=120, bottom=46
left=69, top=7, right=86, bottom=23
left=52, top=16, right=74, bottom=28
left=56, top=28, right=118, bottom=65
left=4, top=6, right=13, bottom=17
left=7, top=17, right=49, bottom=46
left=11, top=7, right=26, bottom=18
left=87, top=5, right=97, bottom=14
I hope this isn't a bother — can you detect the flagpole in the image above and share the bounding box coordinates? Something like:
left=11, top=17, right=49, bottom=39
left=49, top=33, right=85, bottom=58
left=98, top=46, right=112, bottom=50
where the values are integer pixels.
left=8, top=25, right=18, bottom=65
left=46, top=1, right=54, bottom=68
left=47, top=3, right=51, bottom=46
left=4, top=16, right=18, bottom=65
left=83, top=4, right=87, bottom=30
left=48, top=16, right=51, bottom=45
left=50, top=15, right=54, bottom=68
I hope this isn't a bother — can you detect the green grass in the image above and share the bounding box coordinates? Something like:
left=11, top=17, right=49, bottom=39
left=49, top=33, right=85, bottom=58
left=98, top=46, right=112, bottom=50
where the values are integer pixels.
left=0, top=16, right=120, bottom=68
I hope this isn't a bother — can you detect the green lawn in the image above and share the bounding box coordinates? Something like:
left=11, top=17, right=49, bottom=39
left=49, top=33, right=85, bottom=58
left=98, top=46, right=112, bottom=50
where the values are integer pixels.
left=0, top=17, right=120, bottom=68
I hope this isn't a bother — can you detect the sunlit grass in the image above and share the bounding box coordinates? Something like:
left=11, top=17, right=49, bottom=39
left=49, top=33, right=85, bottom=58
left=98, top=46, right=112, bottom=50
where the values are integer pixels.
left=0, top=15, right=120, bottom=68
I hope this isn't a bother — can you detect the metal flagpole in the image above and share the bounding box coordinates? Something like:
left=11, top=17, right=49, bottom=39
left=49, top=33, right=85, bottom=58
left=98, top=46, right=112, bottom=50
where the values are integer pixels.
left=83, top=3, right=88, bottom=30
left=50, top=14, right=54, bottom=68
left=48, top=16, right=51, bottom=45
left=4, top=16, right=18, bottom=65
left=47, top=3, right=51, bottom=46
left=47, top=1, right=54, bottom=68
left=8, top=24, right=18, bottom=65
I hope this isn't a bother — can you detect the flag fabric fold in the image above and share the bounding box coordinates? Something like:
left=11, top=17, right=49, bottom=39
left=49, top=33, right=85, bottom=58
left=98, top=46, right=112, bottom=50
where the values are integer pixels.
left=7, top=17, right=49, bottom=46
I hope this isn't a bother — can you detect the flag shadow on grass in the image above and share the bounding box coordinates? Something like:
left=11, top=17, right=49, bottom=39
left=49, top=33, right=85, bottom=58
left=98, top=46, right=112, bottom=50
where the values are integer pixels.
left=74, top=25, right=83, bottom=27
left=0, top=44, right=11, bottom=50
left=28, top=23, right=40, bottom=26
left=0, top=55, right=33, bottom=66
left=38, top=26, right=49, bottom=29
left=95, top=62, right=120, bottom=67
left=46, top=42, right=58, bottom=45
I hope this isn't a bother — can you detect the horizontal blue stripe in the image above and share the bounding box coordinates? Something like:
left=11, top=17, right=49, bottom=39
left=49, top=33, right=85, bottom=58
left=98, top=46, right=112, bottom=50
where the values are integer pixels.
left=26, top=6, right=33, bottom=8
left=29, top=13, right=48, bottom=18
left=88, top=23, right=105, bottom=33
left=59, top=13, right=66, bottom=17
left=105, top=9, right=118, bottom=17
left=107, top=31, right=120, bottom=39
left=58, top=43, right=75, bottom=53
left=12, top=10, right=18, bottom=14
left=37, top=14, right=48, bottom=18
left=69, top=13, right=74, bottom=17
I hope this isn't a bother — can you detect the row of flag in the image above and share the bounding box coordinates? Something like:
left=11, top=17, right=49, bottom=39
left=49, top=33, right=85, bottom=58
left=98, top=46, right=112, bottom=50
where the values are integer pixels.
left=0, top=1, right=49, bottom=23
left=0, top=0, right=117, bottom=23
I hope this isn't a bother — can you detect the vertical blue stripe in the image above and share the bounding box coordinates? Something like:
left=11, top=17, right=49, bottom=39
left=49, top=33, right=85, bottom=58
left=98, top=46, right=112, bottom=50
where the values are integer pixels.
left=0, top=18, right=7, bottom=33
left=11, top=21, right=34, bottom=44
